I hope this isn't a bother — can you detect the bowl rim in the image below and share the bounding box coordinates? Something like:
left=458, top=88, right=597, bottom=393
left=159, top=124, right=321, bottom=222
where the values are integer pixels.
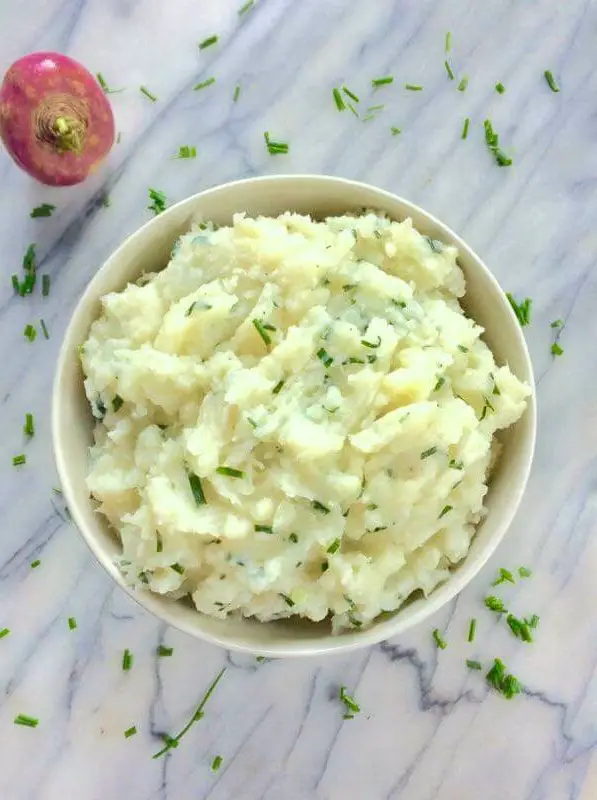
left=52, top=174, right=537, bottom=657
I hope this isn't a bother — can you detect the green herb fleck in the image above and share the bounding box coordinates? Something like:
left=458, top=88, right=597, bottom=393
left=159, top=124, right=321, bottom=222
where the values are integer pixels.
left=281, top=593, right=295, bottom=607
left=171, top=563, right=185, bottom=575
left=525, top=614, right=540, bottom=629
left=40, top=319, right=49, bottom=340
left=506, top=614, right=533, bottom=643
left=438, top=504, right=453, bottom=519
left=156, top=533, right=163, bottom=553
left=188, top=473, right=206, bottom=505
left=31, top=203, right=56, bottom=219
left=23, top=413, right=35, bottom=437
left=420, top=446, right=437, bottom=460
left=466, top=659, right=482, bottom=670
left=194, top=77, right=216, bottom=91
left=445, top=60, right=455, bottom=80
left=445, top=31, right=452, bottom=52
left=148, top=188, right=167, bottom=215
left=68, top=617, right=77, bottom=630
left=289, top=533, right=298, bottom=543
left=405, top=84, right=423, bottom=91
left=124, top=726, right=137, bottom=738
left=468, top=618, right=477, bottom=642
left=312, top=500, right=330, bottom=515
left=433, top=628, right=447, bottom=649
left=42, top=274, right=51, bottom=296
left=140, top=86, right=158, bottom=102
left=238, top=0, right=254, bottom=14
left=486, top=658, right=522, bottom=699
left=518, top=566, right=532, bottom=578
left=263, top=131, right=289, bottom=155
left=550, top=319, right=563, bottom=328
left=0, top=628, right=10, bottom=639
left=252, top=319, right=271, bottom=346
left=14, top=714, right=39, bottom=728
left=216, top=466, right=245, bottom=479
left=233, top=85, right=241, bottom=102
left=174, top=145, right=197, bottom=159
left=327, top=539, right=341, bottom=555
left=24, top=323, right=37, bottom=342
left=390, top=126, right=402, bottom=136
left=157, top=645, right=174, bottom=657
left=495, top=82, right=506, bottom=94
left=492, top=567, right=515, bottom=586
left=12, top=454, right=26, bottom=467
left=316, top=348, right=333, bottom=368
left=342, top=86, right=360, bottom=103
left=372, top=76, right=393, bottom=88
left=484, top=595, right=507, bottom=614
left=544, top=70, right=560, bottom=93
left=30, top=560, right=41, bottom=569
left=122, top=649, right=134, bottom=671
left=255, top=524, right=273, bottom=535
left=457, top=76, right=469, bottom=92
left=112, top=395, right=124, bottom=413
left=461, top=117, right=470, bottom=139
left=551, top=342, right=564, bottom=357
left=272, top=379, right=285, bottom=395
left=211, top=755, right=223, bottom=771
left=506, top=293, right=532, bottom=327
left=333, top=87, right=346, bottom=111
left=339, top=686, right=360, bottom=719
left=433, top=376, right=445, bottom=392
left=198, top=35, right=219, bottom=50
left=483, top=119, right=512, bottom=167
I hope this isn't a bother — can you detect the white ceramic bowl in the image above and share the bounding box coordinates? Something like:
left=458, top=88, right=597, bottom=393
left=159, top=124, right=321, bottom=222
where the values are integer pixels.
left=52, top=175, right=536, bottom=657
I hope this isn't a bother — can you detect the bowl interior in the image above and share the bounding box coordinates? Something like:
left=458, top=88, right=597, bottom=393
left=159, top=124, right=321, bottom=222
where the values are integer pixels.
left=53, top=176, right=536, bottom=656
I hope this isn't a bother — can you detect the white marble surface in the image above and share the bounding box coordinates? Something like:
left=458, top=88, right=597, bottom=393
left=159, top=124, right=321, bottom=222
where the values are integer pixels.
left=1, top=1, right=597, bottom=798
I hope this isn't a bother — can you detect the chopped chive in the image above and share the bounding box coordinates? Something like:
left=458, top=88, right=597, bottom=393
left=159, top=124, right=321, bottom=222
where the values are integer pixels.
left=433, top=376, right=445, bottom=392
left=312, top=500, right=330, bottom=515
left=484, top=119, right=512, bottom=166
left=14, top=714, right=39, bottom=728
left=339, top=686, right=360, bottom=717
left=124, top=726, right=137, bottom=738
left=361, top=336, right=381, bottom=349
left=23, top=413, right=35, bottom=437
left=495, top=82, right=506, bottom=94
left=30, top=560, right=41, bottom=569
left=216, top=466, right=245, bottom=479
left=432, top=628, right=447, bottom=649
left=156, top=533, right=163, bottom=553
left=12, top=454, right=26, bottom=466
left=24, top=323, right=37, bottom=342
left=461, top=117, right=470, bottom=139
left=42, top=274, right=51, bottom=296
left=492, top=567, right=515, bottom=586
left=518, top=566, right=532, bottom=578
left=372, top=76, right=394, bottom=87
left=468, top=618, right=477, bottom=642
left=544, top=70, right=560, bottom=93
left=68, top=617, right=77, bottom=630
left=484, top=595, right=507, bottom=613
left=272, top=379, right=285, bottom=394
left=157, top=645, right=174, bottom=657
left=40, top=319, right=49, bottom=340
left=12, top=275, right=21, bottom=293
left=316, top=348, right=333, bottom=368
left=140, top=86, right=158, bottom=102
left=342, top=85, right=360, bottom=103
left=0, top=628, right=10, bottom=639
left=289, top=533, right=298, bottom=543
left=449, top=458, right=464, bottom=470
left=96, top=74, right=124, bottom=94
left=198, top=35, right=219, bottom=50
left=327, top=538, right=341, bottom=555
left=457, top=76, right=468, bottom=92
left=211, top=755, right=223, bottom=771
left=486, top=658, right=522, bottom=699
left=254, top=524, right=273, bottom=534
left=466, top=659, right=482, bottom=670
left=551, top=342, right=564, bottom=357
left=525, top=614, right=540, bottom=629
left=390, top=126, right=402, bottom=136
left=263, top=131, right=289, bottom=155
left=506, top=293, right=532, bottom=327
left=194, top=77, right=216, bottom=91
left=122, top=648, right=134, bottom=671
left=438, top=504, right=453, bottom=519
left=112, top=395, right=124, bottom=413
left=148, top=187, right=167, bottom=216
left=444, top=60, right=455, bottom=80
left=281, top=593, right=295, bottom=607
left=445, top=31, right=452, bottom=52
left=550, top=319, right=563, bottom=328
left=405, top=84, right=423, bottom=91
left=174, top=145, right=197, bottom=159
left=420, top=446, right=437, bottom=460
left=238, top=0, right=254, bottom=13
left=321, top=560, right=329, bottom=573
left=102, top=195, right=111, bottom=207
left=233, top=84, right=241, bottom=102
left=252, top=319, right=271, bottom=346
left=333, top=88, right=346, bottom=111
left=506, top=614, right=533, bottom=643
left=31, top=204, right=56, bottom=219
left=171, top=563, right=185, bottom=575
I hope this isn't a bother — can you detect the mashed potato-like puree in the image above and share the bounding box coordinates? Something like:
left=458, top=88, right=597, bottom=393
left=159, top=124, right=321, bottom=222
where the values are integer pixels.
left=81, top=212, right=530, bottom=631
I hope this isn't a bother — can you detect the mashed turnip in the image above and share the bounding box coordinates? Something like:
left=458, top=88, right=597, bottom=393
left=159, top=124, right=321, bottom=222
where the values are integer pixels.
left=81, top=212, right=530, bottom=631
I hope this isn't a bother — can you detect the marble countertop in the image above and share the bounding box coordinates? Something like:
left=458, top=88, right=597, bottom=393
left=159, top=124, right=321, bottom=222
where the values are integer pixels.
left=2, top=1, right=597, bottom=798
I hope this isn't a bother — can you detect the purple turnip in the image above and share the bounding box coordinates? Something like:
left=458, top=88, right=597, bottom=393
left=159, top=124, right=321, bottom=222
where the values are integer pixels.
left=0, top=52, right=115, bottom=186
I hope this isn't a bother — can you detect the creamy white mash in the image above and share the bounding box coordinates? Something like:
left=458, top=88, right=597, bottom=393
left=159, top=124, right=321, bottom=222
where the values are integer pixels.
left=81, top=212, right=530, bottom=631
